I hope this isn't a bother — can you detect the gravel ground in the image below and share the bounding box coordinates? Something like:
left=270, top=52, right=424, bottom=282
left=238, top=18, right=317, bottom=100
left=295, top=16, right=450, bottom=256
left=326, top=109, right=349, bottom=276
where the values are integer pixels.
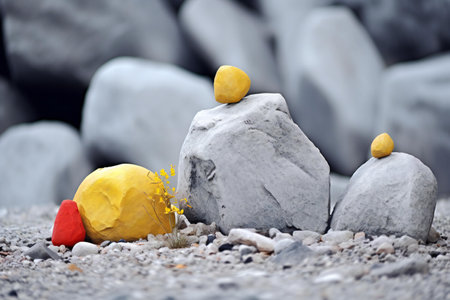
left=1, top=200, right=450, bottom=300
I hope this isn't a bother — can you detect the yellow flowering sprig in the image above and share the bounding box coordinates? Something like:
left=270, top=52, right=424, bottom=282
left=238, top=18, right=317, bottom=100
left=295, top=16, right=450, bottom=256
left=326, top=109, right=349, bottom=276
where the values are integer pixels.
left=143, top=165, right=191, bottom=248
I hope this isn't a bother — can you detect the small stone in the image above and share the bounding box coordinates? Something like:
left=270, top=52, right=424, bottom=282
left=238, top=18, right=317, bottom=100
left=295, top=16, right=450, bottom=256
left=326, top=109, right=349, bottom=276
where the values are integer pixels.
left=180, top=226, right=195, bottom=236
left=394, top=235, right=419, bottom=250
left=206, top=243, right=218, bottom=255
left=47, top=245, right=59, bottom=253
left=436, top=254, right=450, bottom=261
left=243, top=256, right=253, bottom=264
left=214, top=65, right=251, bottom=104
left=310, top=245, right=340, bottom=255
left=293, top=230, right=320, bottom=242
left=227, top=229, right=275, bottom=253
left=72, top=242, right=99, bottom=257
left=25, top=241, right=61, bottom=260
left=218, top=243, right=234, bottom=252
left=177, top=215, right=190, bottom=230
left=195, top=222, right=216, bottom=236
left=52, top=200, right=86, bottom=247
left=371, top=258, right=429, bottom=277
left=269, top=228, right=281, bottom=238
left=199, top=236, right=208, bottom=245
left=238, top=245, right=257, bottom=257
left=100, top=240, right=111, bottom=248
left=271, top=241, right=313, bottom=266
left=376, top=242, right=395, bottom=255
left=206, top=234, right=216, bottom=245
left=371, top=235, right=394, bottom=249
left=354, top=232, right=366, bottom=240
left=427, top=226, right=440, bottom=243
left=371, top=133, right=394, bottom=158
left=273, top=233, right=294, bottom=242
left=302, top=236, right=319, bottom=246
left=321, top=231, right=354, bottom=244
left=274, top=239, right=295, bottom=255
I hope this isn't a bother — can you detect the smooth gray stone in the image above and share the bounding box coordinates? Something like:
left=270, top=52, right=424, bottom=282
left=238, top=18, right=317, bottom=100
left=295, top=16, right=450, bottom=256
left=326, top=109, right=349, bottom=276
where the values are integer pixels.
left=0, top=121, right=92, bottom=207
left=25, top=241, right=61, bottom=260
left=2, top=0, right=192, bottom=88
left=270, top=241, right=313, bottom=266
left=331, top=152, right=437, bottom=241
left=82, top=57, right=214, bottom=175
left=177, top=93, right=330, bottom=234
left=371, top=258, right=429, bottom=278
left=295, top=7, right=384, bottom=175
left=179, top=0, right=280, bottom=93
left=376, top=54, right=450, bottom=196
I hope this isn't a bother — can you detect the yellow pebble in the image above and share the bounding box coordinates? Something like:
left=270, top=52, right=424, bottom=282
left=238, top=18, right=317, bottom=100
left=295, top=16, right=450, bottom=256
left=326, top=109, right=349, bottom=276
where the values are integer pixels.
left=74, top=164, right=174, bottom=243
left=371, top=133, right=394, bottom=158
left=214, top=65, right=251, bottom=103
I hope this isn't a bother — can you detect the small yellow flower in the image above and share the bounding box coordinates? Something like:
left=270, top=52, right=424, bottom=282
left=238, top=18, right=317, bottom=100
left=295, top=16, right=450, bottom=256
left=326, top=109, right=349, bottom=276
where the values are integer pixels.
left=170, top=165, right=176, bottom=177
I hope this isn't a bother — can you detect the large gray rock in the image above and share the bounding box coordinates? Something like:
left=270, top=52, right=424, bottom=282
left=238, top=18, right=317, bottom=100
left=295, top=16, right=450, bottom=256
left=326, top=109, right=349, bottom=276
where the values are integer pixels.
left=2, top=0, right=190, bottom=88
left=377, top=54, right=450, bottom=196
left=334, top=0, right=450, bottom=64
left=82, top=57, right=214, bottom=172
left=177, top=93, right=330, bottom=234
left=0, top=77, right=34, bottom=134
left=331, top=153, right=437, bottom=241
left=0, top=121, right=92, bottom=208
left=296, top=7, right=384, bottom=175
left=257, top=0, right=329, bottom=116
left=180, top=0, right=280, bottom=93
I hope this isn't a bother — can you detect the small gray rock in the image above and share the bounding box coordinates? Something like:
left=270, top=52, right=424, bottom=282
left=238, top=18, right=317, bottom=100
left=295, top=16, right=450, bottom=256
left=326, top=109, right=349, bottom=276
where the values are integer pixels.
left=292, top=230, right=320, bottom=243
left=371, top=258, right=429, bottom=277
left=376, top=242, right=395, bottom=255
left=269, top=228, right=281, bottom=239
left=321, top=230, right=354, bottom=244
left=394, top=235, right=419, bottom=250
left=271, top=241, right=313, bottom=266
left=331, top=153, right=437, bottom=241
left=371, top=235, right=393, bottom=249
left=177, top=93, right=330, bottom=234
left=238, top=245, right=257, bottom=257
left=427, top=227, right=440, bottom=243
left=72, top=242, right=99, bottom=257
left=24, top=241, right=61, bottom=260
left=274, top=239, right=296, bottom=255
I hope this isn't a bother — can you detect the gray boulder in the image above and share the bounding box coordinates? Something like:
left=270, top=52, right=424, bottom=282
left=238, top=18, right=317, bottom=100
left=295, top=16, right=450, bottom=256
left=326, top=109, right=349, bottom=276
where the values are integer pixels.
left=2, top=0, right=190, bottom=87
left=331, top=152, right=437, bottom=241
left=177, top=93, right=330, bottom=234
left=258, top=0, right=329, bottom=116
left=296, top=7, right=384, bottom=175
left=0, top=121, right=92, bottom=208
left=0, top=77, right=34, bottom=134
left=334, top=0, right=450, bottom=64
left=82, top=57, right=214, bottom=173
left=179, top=0, right=280, bottom=93
left=377, top=54, right=450, bottom=196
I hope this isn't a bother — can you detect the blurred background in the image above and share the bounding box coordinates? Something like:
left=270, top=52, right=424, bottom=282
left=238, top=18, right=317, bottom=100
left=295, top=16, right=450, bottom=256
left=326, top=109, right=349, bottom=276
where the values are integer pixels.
left=0, top=0, right=449, bottom=208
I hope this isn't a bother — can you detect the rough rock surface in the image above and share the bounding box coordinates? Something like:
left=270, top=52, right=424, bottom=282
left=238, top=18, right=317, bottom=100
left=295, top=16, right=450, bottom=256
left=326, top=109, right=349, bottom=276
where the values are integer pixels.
left=82, top=57, right=214, bottom=172
left=2, top=0, right=190, bottom=88
left=0, top=121, right=92, bottom=208
left=180, top=0, right=280, bottom=93
left=296, top=7, right=384, bottom=175
left=177, top=93, right=330, bottom=234
left=331, top=152, right=437, bottom=241
left=376, top=54, right=450, bottom=195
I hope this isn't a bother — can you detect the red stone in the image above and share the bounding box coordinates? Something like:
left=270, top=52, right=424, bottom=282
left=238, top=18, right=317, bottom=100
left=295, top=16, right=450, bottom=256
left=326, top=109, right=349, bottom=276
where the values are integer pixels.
left=52, top=200, right=86, bottom=247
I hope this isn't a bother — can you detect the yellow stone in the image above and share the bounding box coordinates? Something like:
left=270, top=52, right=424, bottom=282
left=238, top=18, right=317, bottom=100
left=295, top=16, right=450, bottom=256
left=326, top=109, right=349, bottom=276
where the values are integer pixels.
left=371, top=133, right=394, bottom=158
left=214, top=65, right=251, bottom=103
left=74, top=164, right=174, bottom=244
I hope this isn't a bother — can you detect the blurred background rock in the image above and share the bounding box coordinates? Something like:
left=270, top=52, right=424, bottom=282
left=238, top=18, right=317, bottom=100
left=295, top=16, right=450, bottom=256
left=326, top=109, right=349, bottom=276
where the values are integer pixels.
left=0, top=0, right=449, bottom=207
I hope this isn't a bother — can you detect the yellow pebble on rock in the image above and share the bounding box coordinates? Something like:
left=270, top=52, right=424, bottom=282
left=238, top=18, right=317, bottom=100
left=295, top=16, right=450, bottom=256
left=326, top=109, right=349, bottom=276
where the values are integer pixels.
left=74, top=164, right=174, bottom=243
left=214, top=65, right=251, bottom=103
left=371, top=133, right=394, bottom=158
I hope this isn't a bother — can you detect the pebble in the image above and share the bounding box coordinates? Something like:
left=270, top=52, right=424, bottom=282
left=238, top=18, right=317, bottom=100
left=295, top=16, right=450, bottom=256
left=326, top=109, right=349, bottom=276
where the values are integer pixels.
left=72, top=242, right=99, bottom=257
left=214, top=65, right=251, bottom=104
left=271, top=241, right=313, bottom=266
left=354, top=232, right=366, bottom=241
left=238, top=245, right=257, bottom=257
left=293, top=230, right=321, bottom=243
left=269, top=228, right=281, bottom=238
left=371, top=258, right=429, bottom=277
left=427, top=226, right=440, bottom=243
left=394, top=235, right=418, bottom=249
left=218, top=243, right=234, bottom=252
left=227, top=229, right=275, bottom=253
left=371, top=235, right=394, bottom=249
left=274, top=239, right=295, bottom=255
left=206, top=234, right=216, bottom=245
left=376, top=242, right=395, bottom=255
left=24, top=241, right=61, bottom=260
left=371, top=133, right=394, bottom=158
left=321, top=230, right=354, bottom=244
left=100, top=240, right=111, bottom=247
